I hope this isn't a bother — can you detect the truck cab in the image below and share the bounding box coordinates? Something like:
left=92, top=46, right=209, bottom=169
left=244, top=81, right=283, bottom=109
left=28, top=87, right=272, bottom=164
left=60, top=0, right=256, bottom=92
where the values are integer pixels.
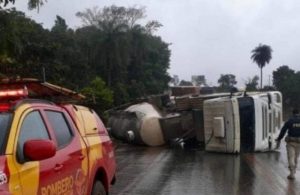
left=203, top=91, right=283, bottom=153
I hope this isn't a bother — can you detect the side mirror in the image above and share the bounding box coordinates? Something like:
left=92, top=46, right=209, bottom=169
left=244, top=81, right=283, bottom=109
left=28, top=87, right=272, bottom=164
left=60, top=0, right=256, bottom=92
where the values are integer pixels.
left=24, top=139, right=56, bottom=161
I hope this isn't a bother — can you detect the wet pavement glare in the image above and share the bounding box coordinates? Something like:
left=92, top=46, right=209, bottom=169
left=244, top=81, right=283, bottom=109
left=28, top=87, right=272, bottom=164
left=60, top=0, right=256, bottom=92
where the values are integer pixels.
left=110, top=143, right=300, bottom=195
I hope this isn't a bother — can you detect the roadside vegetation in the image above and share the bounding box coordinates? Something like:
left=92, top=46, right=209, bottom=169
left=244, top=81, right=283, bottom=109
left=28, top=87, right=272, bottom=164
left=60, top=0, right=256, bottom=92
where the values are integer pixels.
left=1, top=2, right=300, bottom=118
left=0, top=6, right=171, bottom=111
left=0, top=0, right=44, bottom=10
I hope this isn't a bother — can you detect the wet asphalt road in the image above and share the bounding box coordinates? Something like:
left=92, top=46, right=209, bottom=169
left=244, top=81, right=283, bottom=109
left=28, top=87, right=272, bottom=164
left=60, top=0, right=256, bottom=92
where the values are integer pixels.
left=110, top=143, right=300, bottom=195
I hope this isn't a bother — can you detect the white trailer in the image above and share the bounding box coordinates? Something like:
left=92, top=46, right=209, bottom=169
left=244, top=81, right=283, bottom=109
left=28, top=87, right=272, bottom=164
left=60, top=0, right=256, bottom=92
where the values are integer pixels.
left=203, top=91, right=283, bottom=153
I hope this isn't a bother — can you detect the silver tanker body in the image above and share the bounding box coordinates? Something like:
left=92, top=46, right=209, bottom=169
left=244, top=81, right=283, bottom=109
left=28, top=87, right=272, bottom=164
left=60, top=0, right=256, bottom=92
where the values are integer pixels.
left=108, top=102, right=165, bottom=146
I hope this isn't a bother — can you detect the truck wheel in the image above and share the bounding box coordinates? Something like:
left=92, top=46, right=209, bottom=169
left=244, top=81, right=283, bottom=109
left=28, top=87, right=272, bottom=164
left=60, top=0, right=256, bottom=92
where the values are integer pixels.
left=91, top=180, right=106, bottom=195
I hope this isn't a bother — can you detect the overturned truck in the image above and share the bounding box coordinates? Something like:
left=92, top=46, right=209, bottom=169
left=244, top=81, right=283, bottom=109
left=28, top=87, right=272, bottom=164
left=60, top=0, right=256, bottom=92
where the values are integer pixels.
left=107, top=91, right=283, bottom=152
left=108, top=102, right=199, bottom=146
left=204, top=91, right=283, bottom=153
left=107, top=93, right=230, bottom=146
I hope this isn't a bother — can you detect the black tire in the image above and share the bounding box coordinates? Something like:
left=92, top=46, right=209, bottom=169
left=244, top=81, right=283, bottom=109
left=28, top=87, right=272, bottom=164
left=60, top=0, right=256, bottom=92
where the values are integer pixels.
left=91, top=180, right=106, bottom=195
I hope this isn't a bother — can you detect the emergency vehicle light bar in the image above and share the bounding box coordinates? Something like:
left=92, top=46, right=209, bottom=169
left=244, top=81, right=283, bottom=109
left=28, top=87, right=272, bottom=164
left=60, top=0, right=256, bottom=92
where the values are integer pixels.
left=0, top=88, right=28, bottom=98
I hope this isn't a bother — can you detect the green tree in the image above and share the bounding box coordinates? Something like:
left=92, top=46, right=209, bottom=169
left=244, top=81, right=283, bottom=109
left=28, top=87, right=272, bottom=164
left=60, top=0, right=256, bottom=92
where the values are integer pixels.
left=245, top=75, right=259, bottom=91
left=0, top=6, right=171, bottom=108
left=273, top=65, right=295, bottom=90
left=218, top=74, right=237, bottom=92
left=251, top=44, right=272, bottom=89
left=0, top=8, right=52, bottom=78
left=76, top=5, right=170, bottom=105
left=273, top=65, right=300, bottom=108
left=0, top=0, right=44, bottom=10
left=81, top=77, right=113, bottom=111
left=48, top=15, right=88, bottom=88
left=76, top=6, right=134, bottom=87
left=76, top=6, right=164, bottom=89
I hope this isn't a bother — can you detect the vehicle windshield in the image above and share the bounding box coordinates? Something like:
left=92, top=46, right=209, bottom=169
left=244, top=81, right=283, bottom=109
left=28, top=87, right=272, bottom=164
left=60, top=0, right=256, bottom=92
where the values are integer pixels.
left=0, top=113, right=12, bottom=155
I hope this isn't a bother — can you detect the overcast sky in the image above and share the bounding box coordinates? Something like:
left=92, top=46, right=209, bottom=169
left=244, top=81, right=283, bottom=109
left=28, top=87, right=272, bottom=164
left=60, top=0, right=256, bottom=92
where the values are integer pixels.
left=10, top=0, right=300, bottom=87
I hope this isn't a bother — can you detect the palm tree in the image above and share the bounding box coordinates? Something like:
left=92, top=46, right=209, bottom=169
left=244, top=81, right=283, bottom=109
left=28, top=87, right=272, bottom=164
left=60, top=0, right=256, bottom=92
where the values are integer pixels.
left=251, top=44, right=273, bottom=89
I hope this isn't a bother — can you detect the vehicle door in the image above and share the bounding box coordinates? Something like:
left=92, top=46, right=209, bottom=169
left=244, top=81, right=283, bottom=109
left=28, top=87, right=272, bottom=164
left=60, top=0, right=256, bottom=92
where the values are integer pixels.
left=94, top=113, right=116, bottom=178
left=40, top=107, right=89, bottom=195
left=12, top=107, right=59, bottom=194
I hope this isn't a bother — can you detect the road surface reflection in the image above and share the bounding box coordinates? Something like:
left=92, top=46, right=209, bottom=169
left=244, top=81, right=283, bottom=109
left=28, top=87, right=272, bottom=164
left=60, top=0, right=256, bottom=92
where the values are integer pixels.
left=111, top=143, right=300, bottom=195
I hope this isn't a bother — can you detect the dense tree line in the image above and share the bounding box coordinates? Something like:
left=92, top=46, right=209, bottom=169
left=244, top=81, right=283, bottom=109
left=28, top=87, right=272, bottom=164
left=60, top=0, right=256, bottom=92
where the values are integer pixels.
left=273, top=65, right=300, bottom=109
left=0, top=0, right=44, bottom=10
left=0, top=6, right=171, bottom=109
